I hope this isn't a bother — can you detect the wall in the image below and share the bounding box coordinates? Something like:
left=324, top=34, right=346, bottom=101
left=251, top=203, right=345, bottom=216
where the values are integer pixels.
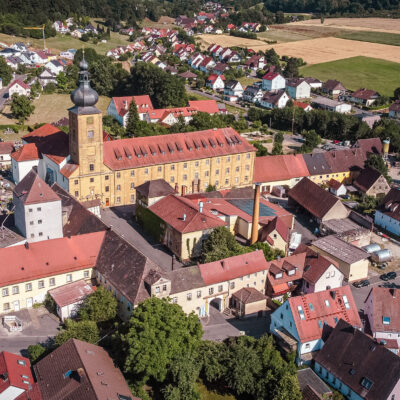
left=375, top=211, right=400, bottom=236
left=12, top=158, right=39, bottom=184
left=58, top=301, right=83, bottom=322
left=365, top=176, right=390, bottom=198
left=321, top=200, right=349, bottom=222
left=0, top=153, right=11, bottom=168
left=0, top=268, right=92, bottom=314
left=312, top=264, right=344, bottom=293
left=309, top=171, right=350, bottom=185
left=106, top=100, right=124, bottom=126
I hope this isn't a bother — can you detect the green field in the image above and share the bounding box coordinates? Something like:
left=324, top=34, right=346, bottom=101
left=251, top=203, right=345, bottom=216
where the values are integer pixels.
left=335, top=30, right=400, bottom=46
left=300, top=56, right=400, bottom=97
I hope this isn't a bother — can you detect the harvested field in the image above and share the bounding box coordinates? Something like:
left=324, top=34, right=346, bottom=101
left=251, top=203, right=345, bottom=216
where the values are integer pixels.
left=291, top=18, right=400, bottom=34
left=197, top=35, right=400, bottom=64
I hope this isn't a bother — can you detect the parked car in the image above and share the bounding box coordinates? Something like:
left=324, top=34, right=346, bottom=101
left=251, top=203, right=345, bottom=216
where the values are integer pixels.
left=353, top=279, right=370, bottom=288
left=380, top=272, right=397, bottom=281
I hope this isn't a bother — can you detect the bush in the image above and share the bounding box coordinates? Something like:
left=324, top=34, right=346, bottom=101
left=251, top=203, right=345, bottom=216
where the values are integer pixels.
left=28, top=344, right=46, bottom=363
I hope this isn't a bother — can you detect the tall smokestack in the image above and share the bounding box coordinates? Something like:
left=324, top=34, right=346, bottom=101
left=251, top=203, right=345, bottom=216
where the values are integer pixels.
left=250, top=183, right=261, bottom=245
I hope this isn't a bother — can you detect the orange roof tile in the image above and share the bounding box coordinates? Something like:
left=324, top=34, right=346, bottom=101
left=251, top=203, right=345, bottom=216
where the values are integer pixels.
left=23, top=123, right=60, bottom=139
left=188, top=100, right=219, bottom=114
left=11, top=143, right=40, bottom=162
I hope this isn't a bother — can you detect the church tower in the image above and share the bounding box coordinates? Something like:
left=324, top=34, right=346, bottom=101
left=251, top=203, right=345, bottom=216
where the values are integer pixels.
left=68, top=55, right=107, bottom=202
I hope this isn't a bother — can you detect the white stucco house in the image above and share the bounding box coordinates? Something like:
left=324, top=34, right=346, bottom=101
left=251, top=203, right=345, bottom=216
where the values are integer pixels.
left=8, top=80, right=31, bottom=97
left=0, top=142, right=14, bottom=169
left=262, top=72, right=286, bottom=91
left=260, top=90, right=289, bottom=109
left=286, top=78, right=311, bottom=99
left=13, top=168, right=63, bottom=243
left=374, top=188, right=400, bottom=236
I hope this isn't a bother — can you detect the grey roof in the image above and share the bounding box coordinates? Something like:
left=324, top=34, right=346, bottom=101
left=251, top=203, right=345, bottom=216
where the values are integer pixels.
left=312, top=235, right=369, bottom=264
left=312, top=96, right=347, bottom=108
left=321, top=217, right=366, bottom=235
left=243, top=85, right=262, bottom=96
left=297, top=368, right=331, bottom=396
left=225, top=80, right=240, bottom=90
left=302, top=152, right=332, bottom=175
left=170, top=265, right=205, bottom=294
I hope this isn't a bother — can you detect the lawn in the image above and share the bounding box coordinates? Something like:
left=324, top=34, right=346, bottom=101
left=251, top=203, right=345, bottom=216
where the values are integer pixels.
left=335, top=30, right=400, bottom=46
left=196, top=382, right=236, bottom=400
left=0, top=93, right=111, bottom=126
left=0, top=31, right=129, bottom=55
left=300, top=56, right=400, bottom=97
left=238, top=76, right=260, bottom=87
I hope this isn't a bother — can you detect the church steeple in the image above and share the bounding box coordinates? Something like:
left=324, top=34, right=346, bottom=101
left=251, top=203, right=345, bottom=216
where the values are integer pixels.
left=70, top=52, right=99, bottom=109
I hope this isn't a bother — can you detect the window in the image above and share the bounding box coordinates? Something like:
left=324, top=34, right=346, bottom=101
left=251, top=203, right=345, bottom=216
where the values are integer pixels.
left=342, top=295, right=350, bottom=309
left=162, top=284, right=167, bottom=291
left=30, top=221, right=34, bottom=226
left=88, top=130, right=94, bottom=138
left=116, top=172, right=121, bottom=178
left=170, top=176, right=175, bottom=182
left=187, top=293, right=192, bottom=301
left=87, top=117, right=94, bottom=124
left=116, top=185, right=121, bottom=191
left=75, top=191, right=79, bottom=197
left=197, top=290, right=202, bottom=298
left=247, top=153, right=250, bottom=159
left=2, top=288, right=8, bottom=297
left=29, top=208, right=33, bottom=212
left=37, top=207, right=41, bottom=212
left=235, top=177, right=239, bottom=183
left=105, top=175, right=109, bottom=180
left=245, top=165, right=250, bottom=171
left=116, top=197, right=121, bottom=203
left=226, top=168, right=230, bottom=174
left=25, top=283, right=32, bottom=292
left=49, top=278, right=55, bottom=286
left=205, top=171, right=209, bottom=177
left=130, top=170, right=134, bottom=176
left=225, top=179, right=229, bottom=185
left=183, top=163, right=187, bottom=169
left=89, top=164, right=94, bottom=171
left=325, top=299, right=330, bottom=307
left=130, top=195, right=135, bottom=202
left=216, top=169, right=219, bottom=175
left=157, top=166, right=162, bottom=172
left=383, top=316, right=391, bottom=325
left=144, top=168, right=149, bottom=174
left=38, top=280, right=44, bottom=289
left=218, top=285, right=223, bottom=292
left=297, top=306, right=305, bottom=320
left=183, top=175, right=187, bottom=181
left=12, top=286, right=19, bottom=295
left=90, top=177, right=94, bottom=183
left=235, top=166, right=239, bottom=172
left=209, top=287, right=214, bottom=295
left=195, top=173, right=199, bottom=179
left=38, top=220, right=42, bottom=224
left=17, top=360, right=26, bottom=366
left=84, top=271, right=90, bottom=278
left=326, top=271, right=330, bottom=278
left=66, top=274, right=72, bottom=283
left=226, top=156, right=230, bottom=162
left=105, top=186, right=109, bottom=192
left=230, top=282, right=235, bottom=289
left=74, top=180, right=78, bottom=185
left=31, top=234, right=35, bottom=238
left=245, top=176, right=248, bottom=181
left=216, top=157, right=220, bottom=164
left=172, top=297, right=178, bottom=304
left=305, top=343, right=310, bottom=349
left=361, top=377, right=373, bottom=391
left=3, top=303, right=10, bottom=311
left=155, top=286, right=160, bottom=294
left=171, top=165, right=175, bottom=171
left=309, top=303, right=314, bottom=311
left=195, top=161, right=199, bottom=167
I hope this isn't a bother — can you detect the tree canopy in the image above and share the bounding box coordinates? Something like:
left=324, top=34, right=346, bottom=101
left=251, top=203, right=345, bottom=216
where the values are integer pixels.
left=54, top=319, right=100, bottom=346
left=10, top=94, right=35, bottom=123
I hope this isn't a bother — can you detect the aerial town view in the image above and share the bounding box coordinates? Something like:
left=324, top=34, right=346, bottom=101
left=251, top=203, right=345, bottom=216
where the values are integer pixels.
left=1, top=0, right=400, bottom=399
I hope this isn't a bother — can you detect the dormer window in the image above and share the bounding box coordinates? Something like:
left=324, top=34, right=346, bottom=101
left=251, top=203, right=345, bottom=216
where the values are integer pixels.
left=343, top=295, right=350, bottom=309
left=325, top=300, right=330, bottom=307
left=361, top=377, right=373, bottom=390
left=383, top=316, right=391, bottom=325
left=275, top=272, right=283, bottom=279
left=288, top=269, right=295, bottom=276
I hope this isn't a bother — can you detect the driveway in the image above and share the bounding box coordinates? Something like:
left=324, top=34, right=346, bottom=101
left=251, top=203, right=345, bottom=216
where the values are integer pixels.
left=0, top=307, right=60, bottom=355
left=101, top=206, right=183, bottom=271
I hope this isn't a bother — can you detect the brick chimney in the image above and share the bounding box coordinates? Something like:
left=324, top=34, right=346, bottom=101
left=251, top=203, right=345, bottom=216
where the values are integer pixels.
left=250, top=183, right=261, bottom=245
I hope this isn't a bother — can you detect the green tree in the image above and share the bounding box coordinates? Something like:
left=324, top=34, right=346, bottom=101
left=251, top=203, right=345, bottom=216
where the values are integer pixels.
left=394, top=87, right=400, bottom=100
left=54, top=319, right=99, bottom=346
left=365, top=154, right=392, bottom=183
left=0, top=56, right=12, bottom=86
left=10, top=94, right=35, bottom=123
left=125, top=98, right=140, bottom=137
left=28, top=343, right=46, bottom=363
left=299, top=130, right=321, bottom=153
left=249, top=242, right=284, bottom=261
left=79, top=286, right=118, bottom=323
left=206, top=184, right=217, bottom=192
left=283, top=57, right=299, bottom=78
left=117, top=297, right=202, bottom=397
left=272, top=131, right=284, bottom=155
left=56, top=71, right=70, bottom=92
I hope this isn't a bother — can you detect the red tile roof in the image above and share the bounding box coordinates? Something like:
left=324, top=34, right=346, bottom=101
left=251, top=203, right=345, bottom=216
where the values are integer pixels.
left=188, top=100, right=219, bottom=114
left=390, top=100, right=400, bottom=112
left=293, top=100, right=312, bottom=110
left=11, top=143, right=39, bottom=161
left=327, top=178, right=342, bottom=190
left=262, top=72, right=279, bottom=80
left=207, top=74, right=225, bottom=82
left=0, top=141, right=13, bottom=155
left=259, top=216, right=289, bottom=244
left=49, top=279, right=94, bottom=308
left=23, top=123, right=60, bottom=139
left=9, top=79, right=30, bottom=90
left=323, top=148, right=366, bottom=173
left=288, top=286, right=362, bottom=342
left=110, top=95, right=154, bottom=117
left=0, top=231, right=105, bottom=287
left=60, top=163, right=79, bottom=178
left=199, top=250, right=269, bottom=285
left=254, top=154, right=309, bottom=183
left=13, top=168, right=61, bottom=205
left=103, top=127, right=255, bottom=170
left=365, top=287, right=400, bottom=334
left=354, top=138, right=382, bottom=155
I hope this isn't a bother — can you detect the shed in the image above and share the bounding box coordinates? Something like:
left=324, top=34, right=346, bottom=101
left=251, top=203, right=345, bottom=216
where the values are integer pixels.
left=230, top=287, right=267, bottom=318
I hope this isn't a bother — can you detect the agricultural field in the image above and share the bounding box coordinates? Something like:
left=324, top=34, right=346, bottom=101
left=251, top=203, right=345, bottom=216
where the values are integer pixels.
left=257, top=28, right=317, bottom=43
left=334, top=30, right=400, bottom=46
left=0, top=30, right=129, bottom=55
left=140, top=16, right=177, bottom=29
left=300, top=56, right=400, bottom=97
left=197, top=34, right=270, bottom=51
left=0, top=94, right=110, bottom=126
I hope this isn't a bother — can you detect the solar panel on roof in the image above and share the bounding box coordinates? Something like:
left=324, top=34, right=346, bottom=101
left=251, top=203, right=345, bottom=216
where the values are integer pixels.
left=227, top=199, right=277, bottom=217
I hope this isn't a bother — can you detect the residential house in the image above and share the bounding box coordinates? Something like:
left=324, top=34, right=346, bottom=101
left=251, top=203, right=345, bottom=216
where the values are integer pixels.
left=53, top=20, right=69, bottom=33
left=59, top=48, right=76, bottom=59
left=38, top=69, right=57, bottom=87
left=0, top=231, right=104, bottom=313
left=135, top=178, right=176, bottom=208
left=293, top=100, right=313, bottom=112
left=314, top=319, right=400, bottom=400
left=44, top=60, right=64, bottom=75
left=311, top=96, right=351, bottom=114
left=349, top=88, right=379, bottom=107
left=304, top=77, right=322, bottom=89
left=389, top=100, right=400, bottom=119
left=242, top=85, right=263, bottom=103
left=0, top=48, right=20, bottom=58
left=225, top=51, right=241, bottom=63
left=254, top=154, right=309, bottom=193
left=297, top=368, right=332, bottom=400
left=299, top=246, right=344, bottom=294
left=0, top=351, right=41, bottom=399
left=189, top=53, right=205, bottom=69
left=224, top=80, right=243, bottom=102
left=0, top=141, right=14, bottom=169
left=5, top=56, right=23, bottom=70
left=353, top=138, right=383, bottom=156
left=8, top=79, right=31, bottom=97
left=11, top=143, right=40, bottom=184
left=178, top=70, right=198, bottom=80
left=321, top=80, right=346, bottom=97
left=286, top=78, right=311, bottom=99
left=213, top=62, right=229, bottom=75
left=327, top=179, right=347, bottom=197
left=11, top=42, right=27, bottom=52
left=49, top=279, right=94, bottom=321
left=258, top=216, right=290, bottom=253
left=364, top=287, right=400, bottom=354
left=353, top=167, right=390, bottom=198
left=145, top=194, right=226, bottom=261
left=302, top=153, right=335, bottom=184
left=289, top=178, right=349, bottom=223
left=13, top=168, right=63, bottom=243
left=244, top=55, right=266, bottom=71
left=34, top=339, right=137, bottom=400
left=270, top=286, right=361, bottom=364
left=199, top=56, right=216, bottom=73
left=107, top=95, right=154, bottom=126
left=188, top=100, right=219, bottom=114
left=260, top=90, right=290, bottom=109
left=71, top=29, right=84, bottom=38
left=311, top=235, right=369, bottom=282
left=262, top=72, right=286, bottom=91
left=374, top=188, right=400, bottom=236
left=206, top=74, right=225, bottom=90
left=219, top=47, right=232, bottom=61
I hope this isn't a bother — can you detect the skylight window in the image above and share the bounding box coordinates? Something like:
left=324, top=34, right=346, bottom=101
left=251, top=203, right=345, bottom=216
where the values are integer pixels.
left=17, top=360, right=26, bottom=366
left=318, top=320, right=322, bottom=328
left=343, top=295, right=350, bottom=309
left=361, top=377, right=373, bottom=390
left=309, top=303, right=314, bottom=311
left=334, top=317, right=339, bottom=324
left=297, top=306, right=305, bottom=320
left=325, top=299, right=330, bottom=307
left=383, top=316, right=391, bottom=325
